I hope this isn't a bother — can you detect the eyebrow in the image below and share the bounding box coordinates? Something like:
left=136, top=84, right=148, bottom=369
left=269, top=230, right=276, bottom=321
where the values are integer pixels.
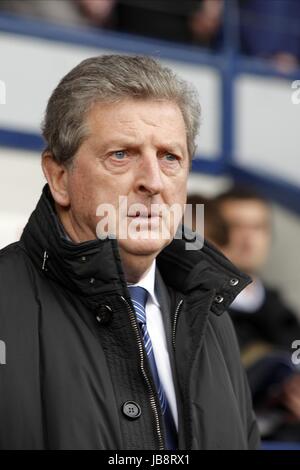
left=163, top=142, right=185, bottom=154
left=97, top=139, right=186, bottom=154
left=93, top=138, right=136, bottom=152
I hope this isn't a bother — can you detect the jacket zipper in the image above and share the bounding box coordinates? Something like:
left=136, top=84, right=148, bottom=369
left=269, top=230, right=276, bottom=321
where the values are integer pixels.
left=121, top=296, right=165, bottom=451
left=172, top=299, right=184, bottom=351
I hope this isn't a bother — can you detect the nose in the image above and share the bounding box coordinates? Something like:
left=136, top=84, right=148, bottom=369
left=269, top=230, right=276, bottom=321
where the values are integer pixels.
left=135, top=152, right=164, bottom=196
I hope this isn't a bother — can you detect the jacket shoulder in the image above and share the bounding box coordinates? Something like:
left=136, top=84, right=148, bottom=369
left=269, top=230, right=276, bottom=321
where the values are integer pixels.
left=0, top=240, right=27, bottom=261
left=0, top=241, right=40, bottom=315
left=0, top=240, right=34, bottom=278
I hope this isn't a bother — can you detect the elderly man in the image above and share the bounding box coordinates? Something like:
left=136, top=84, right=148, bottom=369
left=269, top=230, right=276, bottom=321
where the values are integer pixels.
left=0, top=55, right=259, bottom=450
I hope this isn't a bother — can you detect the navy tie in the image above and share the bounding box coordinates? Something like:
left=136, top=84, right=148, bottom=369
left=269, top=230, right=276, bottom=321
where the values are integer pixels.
left=128, top=286, right=177, bottom=450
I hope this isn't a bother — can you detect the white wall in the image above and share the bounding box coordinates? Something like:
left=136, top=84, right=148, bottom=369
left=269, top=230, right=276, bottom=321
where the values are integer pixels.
left=0, top=147, right=45, bottom=248
left=234, top=75, right=300, bottom=186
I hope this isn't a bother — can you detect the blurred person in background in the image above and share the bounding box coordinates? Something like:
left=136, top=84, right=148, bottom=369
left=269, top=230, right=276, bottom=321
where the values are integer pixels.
left=190, top=0, right=300, bottom=71
left=189, top=0, right=223, bottom=48
left=215, top=187, right=300, bottom=441
left=1, top=0, right=299, bottom=72
left=0, top=0, right=117, bottom=28
left=116, top=0, right=223, bottom=48
left=239, top=0, right=300, bottom=72
left=186, top=193, right=229, bottom=250
left=0, top=0, right=224, bottom=48
left=115, top=0, right=192, bottom=43
left=0, top=0, right=197, bottom=43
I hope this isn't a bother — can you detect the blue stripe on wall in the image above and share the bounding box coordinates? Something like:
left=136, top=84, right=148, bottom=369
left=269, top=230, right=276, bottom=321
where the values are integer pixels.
left=0, top=128, right=44, bottom=151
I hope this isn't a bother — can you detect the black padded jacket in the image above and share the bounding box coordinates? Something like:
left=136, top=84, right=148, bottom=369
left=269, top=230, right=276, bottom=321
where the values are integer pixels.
left=0, top=185, right=260, bottom=450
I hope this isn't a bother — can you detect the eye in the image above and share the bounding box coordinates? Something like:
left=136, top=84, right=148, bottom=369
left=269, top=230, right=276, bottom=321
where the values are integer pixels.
left=112, top=150, right=127, bottom=160
left=163, top=153, right=179, bottom=163
left=165, top=154, right=176, bottom=160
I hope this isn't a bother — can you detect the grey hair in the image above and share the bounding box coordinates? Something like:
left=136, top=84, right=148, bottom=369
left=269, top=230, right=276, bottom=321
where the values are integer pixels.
left=42, top=54, right=201, bottom=165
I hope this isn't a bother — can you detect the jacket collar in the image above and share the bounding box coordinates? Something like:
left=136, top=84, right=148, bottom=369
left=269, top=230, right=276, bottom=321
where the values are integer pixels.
left=21, top=184, right=251, bottom=315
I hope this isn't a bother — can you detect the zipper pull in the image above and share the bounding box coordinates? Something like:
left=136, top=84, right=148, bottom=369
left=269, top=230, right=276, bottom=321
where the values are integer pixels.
left=42, top=250, right=48, bottom=271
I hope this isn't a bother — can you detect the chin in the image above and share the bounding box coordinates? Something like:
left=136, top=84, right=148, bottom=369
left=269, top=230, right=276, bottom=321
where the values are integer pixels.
left=238, top=264, right=256, bottom=275
left=118, top=236, right=171, bottom=257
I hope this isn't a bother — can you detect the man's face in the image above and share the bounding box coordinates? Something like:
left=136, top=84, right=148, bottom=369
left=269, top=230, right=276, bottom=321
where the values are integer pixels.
left=63, top=98, right=190, bottom=259
left=220, top=199, right=272, bottom=275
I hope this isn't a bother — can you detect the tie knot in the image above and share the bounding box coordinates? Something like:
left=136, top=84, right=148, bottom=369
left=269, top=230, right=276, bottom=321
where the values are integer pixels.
left=128, top=286, right=148, bottom=325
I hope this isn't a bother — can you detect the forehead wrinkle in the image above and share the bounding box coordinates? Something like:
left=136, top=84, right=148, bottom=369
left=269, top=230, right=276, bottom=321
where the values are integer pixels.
left=87, top=101, right=188, bottom=154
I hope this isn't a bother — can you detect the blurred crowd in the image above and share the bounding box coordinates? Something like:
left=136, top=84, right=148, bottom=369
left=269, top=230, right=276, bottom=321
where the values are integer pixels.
left=0, top=0, right=300, bottom=72
left=187, top=188, right=300, bottom=442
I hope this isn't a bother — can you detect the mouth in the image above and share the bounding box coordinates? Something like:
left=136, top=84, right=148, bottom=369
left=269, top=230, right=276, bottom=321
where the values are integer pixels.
left=127, top=210, right=161, bottom=218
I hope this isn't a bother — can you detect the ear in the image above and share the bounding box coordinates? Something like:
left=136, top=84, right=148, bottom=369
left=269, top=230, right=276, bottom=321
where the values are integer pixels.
left=42, top=152, right=70, bottom=207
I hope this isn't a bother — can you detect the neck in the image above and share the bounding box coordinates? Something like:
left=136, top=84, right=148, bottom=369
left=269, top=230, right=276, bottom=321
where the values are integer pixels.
left=56, top=204, right=96, bottom=242
left=244, top=273, right=259, bottom=291
left=119, top=250, right=156, bottom=284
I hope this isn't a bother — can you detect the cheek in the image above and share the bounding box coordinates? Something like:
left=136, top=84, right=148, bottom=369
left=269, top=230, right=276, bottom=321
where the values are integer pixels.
left=167, top=177, right=187, bottom=203
left=70, top=159, right=107, bottom=197
left=67, top=167, right=102, bottom=218
left=166, top=192, right=187, bottom=232
left=258, top=236, right=271, bottom=254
